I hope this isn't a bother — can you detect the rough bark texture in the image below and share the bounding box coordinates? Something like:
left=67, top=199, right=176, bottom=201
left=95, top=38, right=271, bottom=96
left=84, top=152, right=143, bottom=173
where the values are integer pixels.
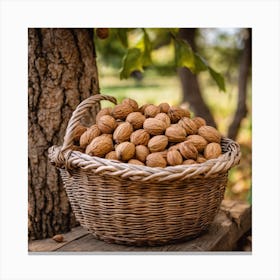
left=178, top=28, right=217, bottom=128
left=228, top=28, right=251, bottom=140
left=28, top=28, right=99, bottom=240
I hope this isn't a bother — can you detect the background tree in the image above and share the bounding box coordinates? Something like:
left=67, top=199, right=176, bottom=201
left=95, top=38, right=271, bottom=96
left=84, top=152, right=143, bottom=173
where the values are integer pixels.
left=228, top=28, right=251, bottom=139
left=28, top=28, right=99, bottom=240
left=178, top=28, right=217, bottom=127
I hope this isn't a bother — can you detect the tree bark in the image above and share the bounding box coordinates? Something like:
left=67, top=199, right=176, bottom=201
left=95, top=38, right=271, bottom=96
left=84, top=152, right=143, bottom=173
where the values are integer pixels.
left=28, top=28, right=99, bottom=240
left=178, top=28, right=217, bottom=128
left=228, top=28, right=251, bottom=140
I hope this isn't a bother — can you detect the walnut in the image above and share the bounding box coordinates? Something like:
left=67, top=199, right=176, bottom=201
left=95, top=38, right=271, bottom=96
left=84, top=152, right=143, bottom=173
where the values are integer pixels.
left=178, top=117, right=198, bottom=135
left=183, top=159, right=196, bottom=165
left=113, top=122, right=133, bottom=143
left=155, top=113, right=171, bottom=128
left=130, top=129, right=150, bottom=146
left=168, top=143, right=181, bottom=151
left=115, top=142, right=135, bottom=161
left=192, top=117, right=206, bottom=129
left=73, top=125, right=87, bottom=142
left=111, top=103, right=134, bottom=120
left=165, top=124, right=186, bottom=142
left=138, top=104, right=151, bottom=114
left=97, top=115, right=117, bottom=134
left=146, top=153, right=167, bottom=168
left=144, top=105, right=160, bottom=118
left=80, top=124, right=101, bottom=148
left=135, top=145, right=150, bottom=162
left=168, top=106, right=189, bottom=123
left=85, top=134, right=113, bottom=157
left=186, top=135, right=208, bottom=152
left=198, top=125, right=221, bottom=143
left=158, top=102, right=170, bottom=113
left=143, top=118, right=166, bottom=135
left=148, top=135, right=168, bottom=153
left=96, top=107, right=112, bottom=123
left=167, top=150, right=183, bottom=166
left=128, top=159, right=145, bottom=166
left=196, top=155, right=207, bottom=163
left=179, top=141, right=198, bottom=160
left=204, top=143, right=222, bottom=159
left=105, top=151, right=118, bottom=160
left=122, top=98, right=139, bottom=111
left=126, top=112, right=146, bottom=130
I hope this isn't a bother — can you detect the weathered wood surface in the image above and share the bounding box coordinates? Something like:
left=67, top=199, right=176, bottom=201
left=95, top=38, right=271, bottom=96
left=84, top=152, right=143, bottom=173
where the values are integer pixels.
left=28, top=200, right=251, bottom=253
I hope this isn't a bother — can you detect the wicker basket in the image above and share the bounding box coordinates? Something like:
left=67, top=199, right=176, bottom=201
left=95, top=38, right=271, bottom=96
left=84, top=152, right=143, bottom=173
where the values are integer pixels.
left=49, top=94, right=241, bottom=246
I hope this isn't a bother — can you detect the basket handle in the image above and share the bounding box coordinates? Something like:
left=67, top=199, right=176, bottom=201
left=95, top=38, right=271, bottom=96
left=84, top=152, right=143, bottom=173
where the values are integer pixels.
left=61, top=94, right=117, bottom=152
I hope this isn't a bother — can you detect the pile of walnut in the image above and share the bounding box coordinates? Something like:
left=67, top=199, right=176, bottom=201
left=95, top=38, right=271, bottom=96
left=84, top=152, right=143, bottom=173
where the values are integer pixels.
left=72, top=98, right=223, bottom=168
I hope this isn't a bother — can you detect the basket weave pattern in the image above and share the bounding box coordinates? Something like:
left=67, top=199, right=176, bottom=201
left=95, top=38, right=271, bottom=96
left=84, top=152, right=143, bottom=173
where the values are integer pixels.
left=49, top=94, right=241, bottom=246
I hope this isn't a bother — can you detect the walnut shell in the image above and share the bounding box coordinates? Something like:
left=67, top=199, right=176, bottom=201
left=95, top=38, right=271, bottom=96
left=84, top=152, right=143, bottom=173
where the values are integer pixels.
left=183, top=159, right=196, bottom=165
left=155, top=113, right=171, bottom=128
left=97, top=115, right=117, bottom=134
left=143, top=118, right=166, bottom=135
left=179, top=141, right=198, bottom=160
left=146, top=153, right=167, bottom=168
left=138, top=104, right=151, bottom=114
left=115, top=142, right=135, bottom=161
left=167, top=150, right=183, bottom=166
left=158, top=102, right=170, bottom=113
left=85, top=134, right=113, bottom=157
left=168, top=143, right=181, bottom=152
left=52, top=234, right=64, bottom=242
left=122, top=98, right=139, bottom=111
left=128, top=159, right=145, bottom=166
left=198, top=125, right=221, bottom=143
left=73, top=125, right=87, bottom=142
left=178, top=117, right=198, bottom=135
left=196, top=154, right=207, bottom=163
left=165, top=124, right=186, bottom=142
left=105, top=151, right=118, bottom=160
left=186, top=135, right=208, bottom=152
left=148, top=135, right=168, bottom=153
left=113, top=122, right=133, bottom=143
left=126, top=112, right=146, bottom=130
left=192, top=117, right=206, bottom=129
left=130, top=129, right=150, bottom=146
left=80, top=124, right=101, bottom=148
left=96, top=107, right=112, bottom=123
left=144, top=105, right=160, bottom=118
left=159, top=149, right=168, bottom=159
left=204, top=143, right=222, bottom=159
left=135, top=145, right=150, bottom=162
left=111, top=103, right=134, bottom=120
left=168, top=106, right=189, bottom=123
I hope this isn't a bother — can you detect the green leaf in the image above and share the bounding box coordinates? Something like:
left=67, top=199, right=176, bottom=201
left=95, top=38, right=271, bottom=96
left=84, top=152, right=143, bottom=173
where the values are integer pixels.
left=208, top=66, right=226, bottom=92
left=120, top=48, right=143, bottom=79
left=142, top=29, right=152, bottom=66
left=174, top=38, right=195, bottom=70
left=116, top=29, right=128, bottom=48
left=193, top=53, right=208, bottom=73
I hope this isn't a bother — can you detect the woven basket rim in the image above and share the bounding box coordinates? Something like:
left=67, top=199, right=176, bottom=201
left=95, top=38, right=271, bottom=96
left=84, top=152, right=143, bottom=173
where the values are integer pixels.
left=49, top=137, right=241, bottom=182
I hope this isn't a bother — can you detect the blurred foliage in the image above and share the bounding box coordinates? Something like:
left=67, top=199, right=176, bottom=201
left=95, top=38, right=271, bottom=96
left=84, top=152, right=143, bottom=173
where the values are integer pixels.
left=95, top=28, right=251, bottom=203
left=95, top=28, right=225, bottom=91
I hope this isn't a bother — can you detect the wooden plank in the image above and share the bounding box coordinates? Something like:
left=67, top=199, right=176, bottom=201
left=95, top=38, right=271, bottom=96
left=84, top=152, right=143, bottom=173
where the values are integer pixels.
left=28, top=200, right=251, bottom=252
left=28, top=226, right=89, bottom=252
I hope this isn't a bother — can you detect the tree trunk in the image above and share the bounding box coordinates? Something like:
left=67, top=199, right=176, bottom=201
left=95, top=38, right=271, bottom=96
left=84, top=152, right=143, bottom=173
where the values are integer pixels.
left=178, top=28, right=217, bottom=128
left=228, top=28, right=251, bottom=140
left=28, top=28, right=99, bottom=240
